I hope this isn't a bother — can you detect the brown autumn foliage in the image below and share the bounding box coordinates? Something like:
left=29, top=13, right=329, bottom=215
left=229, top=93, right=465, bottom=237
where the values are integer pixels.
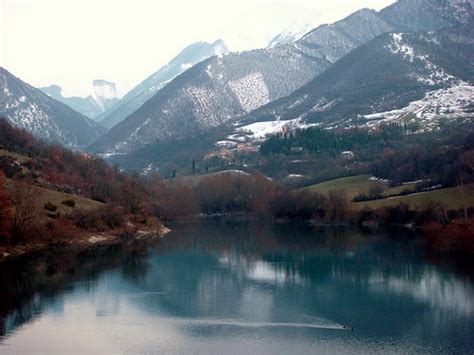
left=268, top=190, right=331, bottom=221
left=0, top=170, right=12, bottom=240
left=9, top=181, right=42, bottom=241
left=423, top=220, right=474, bottom=255
left=45, top=218, right=81, bottom=241
left=1, top=118, right=473, bottom=248
left=70, top=204, right=126, bottom=231
left=148, top=171, right=350, bottom=223
left=117, top=176, right=151, bottom=216
left=148, top=175, right=199, bottom=221
left=327, top=190, right=351, bottom=222
left=194, top=172, right=278, bottom=215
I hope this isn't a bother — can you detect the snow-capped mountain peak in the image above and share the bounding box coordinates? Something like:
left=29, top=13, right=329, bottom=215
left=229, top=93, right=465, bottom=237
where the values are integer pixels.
left=268, top=23, right=315, bottom=48
left=211, top=39, right=230, bottom=56
left=97, top=39, right=231, bottom=129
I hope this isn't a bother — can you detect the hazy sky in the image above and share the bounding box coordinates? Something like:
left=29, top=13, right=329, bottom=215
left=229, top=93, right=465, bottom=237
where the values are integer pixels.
left=1, top=0, right=394, bottom=97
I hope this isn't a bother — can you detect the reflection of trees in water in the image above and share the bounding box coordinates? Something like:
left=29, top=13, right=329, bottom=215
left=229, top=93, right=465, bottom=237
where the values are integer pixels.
left=1, top=221, right=473, bottom=348
left=121, top=249, right=150, bottom=282
left=0, top=239, right=157, bottom=339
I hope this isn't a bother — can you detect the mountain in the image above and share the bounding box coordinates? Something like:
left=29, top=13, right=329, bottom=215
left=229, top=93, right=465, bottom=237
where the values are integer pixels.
left=89, top=44, right=331, bottom=154
left=40, top=80, right=119, bottom=120
left=379, top=0, right=473, bottom=32
left=293, top=0, right=472, bottom=64
left=245, top=25, right=474, bottom=132
left=90, top=10, right=396, bottom=154
left=268, top=24, right=314, bottom=48
left=0, top=67, right=105, bottom=148
left=98, top=40, right=230, bottom=129
left=295, top=8, right=395, bottom=63
left=91, top=0, right=473, bottom=156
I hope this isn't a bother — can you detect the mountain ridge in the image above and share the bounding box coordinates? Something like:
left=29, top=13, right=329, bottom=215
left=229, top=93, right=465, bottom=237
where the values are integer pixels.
left=244, top=24, right=474, bottom=132
left=0, top=67, right=105, bottom=148
left=91, top=0, right=473, bottom=155
left=40, top=80, right=119, bottom=120
left=98, top=39, right=230, bottom=129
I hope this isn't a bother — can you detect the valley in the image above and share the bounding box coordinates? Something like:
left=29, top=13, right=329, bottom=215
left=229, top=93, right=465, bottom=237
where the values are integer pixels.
left=0, top=0, right=473, bottom=352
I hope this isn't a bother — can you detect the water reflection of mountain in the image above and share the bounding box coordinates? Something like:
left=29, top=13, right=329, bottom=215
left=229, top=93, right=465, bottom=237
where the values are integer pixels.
left=1, top=220, right=473, bottom=353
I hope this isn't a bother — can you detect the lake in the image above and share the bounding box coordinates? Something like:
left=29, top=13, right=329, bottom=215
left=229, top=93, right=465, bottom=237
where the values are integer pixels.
left=1, top=220, right=473, bottom=354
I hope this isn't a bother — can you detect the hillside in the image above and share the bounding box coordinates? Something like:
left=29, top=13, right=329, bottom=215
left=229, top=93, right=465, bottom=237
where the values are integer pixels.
left=0, top=149, right=104, bottom=216
left=89, top=44, right=330, bottom=154
left=354, top=184, right=474, bottom=210
left=305, top=175, right=417, bottom=200
left=0, top=68, right=105, bottom=148
left=91, top=0, right=473, bottom=159
left=98, top=40, right=230, bottom=129
left=40, top=80, right=120, bottom=120
left=246, top=25, right=474, bottom=131
left=0, top=119, right=169, bottom=257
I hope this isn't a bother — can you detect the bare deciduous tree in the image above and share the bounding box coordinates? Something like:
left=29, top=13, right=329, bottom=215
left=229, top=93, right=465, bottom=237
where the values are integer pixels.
left=10, top=182, right=41, bottom=240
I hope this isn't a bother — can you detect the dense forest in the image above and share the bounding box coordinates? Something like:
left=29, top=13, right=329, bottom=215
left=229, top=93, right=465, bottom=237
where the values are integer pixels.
left=258, top=122, right=474, bottom=186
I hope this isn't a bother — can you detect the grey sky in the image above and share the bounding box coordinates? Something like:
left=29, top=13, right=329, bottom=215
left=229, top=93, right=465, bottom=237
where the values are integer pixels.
left=1, top=0, right=394, bottom=97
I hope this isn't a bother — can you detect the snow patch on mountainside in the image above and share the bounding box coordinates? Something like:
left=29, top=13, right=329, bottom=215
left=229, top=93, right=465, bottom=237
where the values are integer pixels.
left=228, top=72, right=270, bottom=112
left=363, top=82, right=474, bottom=129
left=9, top=103, right=65, bottom=141
left=180, top=63, right=193, bottom=71
left=308, top=98, right=340, bottom=114
left=387, top=33, right=455, bottom=85
left=229, top=118, right=318, bottom=142
left=388, top=33, right=417, bottom=61
left=268, top=23, right=314, bottom=48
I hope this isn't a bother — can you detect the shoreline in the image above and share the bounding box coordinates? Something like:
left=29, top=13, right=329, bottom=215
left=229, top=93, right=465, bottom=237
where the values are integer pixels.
left=0, top=224, right=171, bottom=263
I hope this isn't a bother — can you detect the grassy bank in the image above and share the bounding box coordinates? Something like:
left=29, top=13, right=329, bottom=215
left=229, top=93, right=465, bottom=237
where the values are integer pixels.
left=305, top=175, right=417, bottom=200
left=305, top=175, right=473, bottom=211
left=354, top=184, right=474, bottom=210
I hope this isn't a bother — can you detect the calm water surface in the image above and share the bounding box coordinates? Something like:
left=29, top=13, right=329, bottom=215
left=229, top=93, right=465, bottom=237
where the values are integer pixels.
left=0, top=221, right=473, bottom=354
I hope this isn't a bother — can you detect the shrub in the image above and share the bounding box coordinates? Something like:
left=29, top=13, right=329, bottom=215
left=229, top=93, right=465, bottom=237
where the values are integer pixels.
left=327, top=190, right=351, bottom=222
left=71, top=209, right=106, bottom=231
left=61, top=199, right=76, bottom=207
left=47, top=212, right=60, bottom=219
left=46, top=218, right=81, bottom=241
left=353, top=194, right=370, bottom=202
left=70, top=204, right=125, bottom=231
left=10, top=182, right=42, bottom=241
left=368, top=181, right=384, bottom=200
left=44, top=201, right=58, bottom=212
left=416, top=202, right=450, bottom=225
left=268, top=190, right=328, bottom=221
left=99, top=204, right=126, bottom=229
left=423, top=221, right=474, bottom=254
left=0, top=170, right=12, bottom=240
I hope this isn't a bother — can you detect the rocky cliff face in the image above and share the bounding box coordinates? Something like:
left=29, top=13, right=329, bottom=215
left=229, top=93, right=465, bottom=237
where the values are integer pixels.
left=91, top=79, right=119, bottom=111
left=41, top=80, right=120, bottom=120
